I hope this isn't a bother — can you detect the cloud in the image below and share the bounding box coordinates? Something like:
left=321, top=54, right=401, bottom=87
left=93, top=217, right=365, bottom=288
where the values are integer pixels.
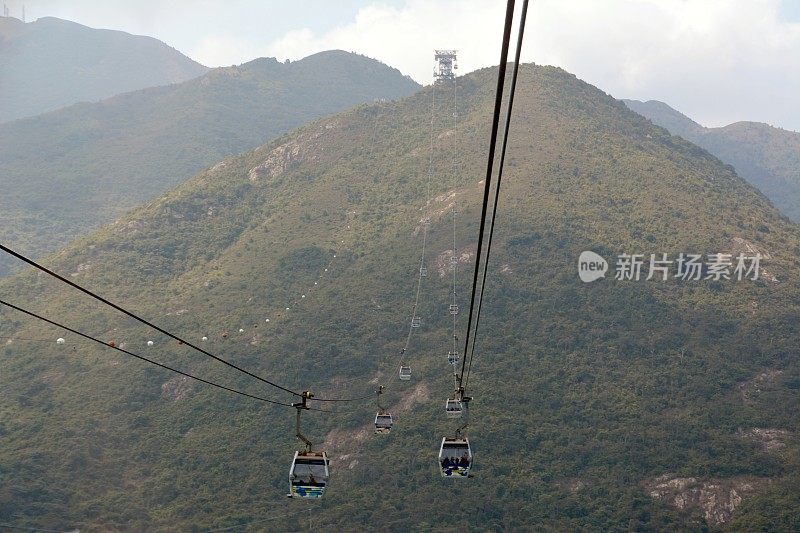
left=264, top=0, right=800, bottom=131
left=266, top=1, right=506, bottom=83
left=190, top=36, right=260, bottom=68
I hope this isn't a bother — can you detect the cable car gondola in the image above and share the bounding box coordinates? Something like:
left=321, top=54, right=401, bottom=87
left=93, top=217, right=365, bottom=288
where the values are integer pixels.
left=399, top=366, right=412, bottom=381
left=447, top=351, right=459, bottom=365
left=445, top=398, right=463, bottom=418
left=374, top=412, right=393, bottom=434
left=288, top=451, right=330, bottom=499
left=438, top=437, right=472, bottom=478
left=288, top=391, right=330, bottom=499
left=373, top=386, right=393, bottom=434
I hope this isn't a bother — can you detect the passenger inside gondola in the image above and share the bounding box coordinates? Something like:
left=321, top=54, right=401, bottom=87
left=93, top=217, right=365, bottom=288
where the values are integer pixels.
left=440, top=441, right=471, bottom=477
left=291, top=460, right=327, bottom=487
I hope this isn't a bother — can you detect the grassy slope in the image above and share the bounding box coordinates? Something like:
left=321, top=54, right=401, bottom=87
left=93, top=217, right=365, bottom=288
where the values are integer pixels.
left=0, top=50, right=420, bottom=277
left=0, top=65, right=799, bottom=531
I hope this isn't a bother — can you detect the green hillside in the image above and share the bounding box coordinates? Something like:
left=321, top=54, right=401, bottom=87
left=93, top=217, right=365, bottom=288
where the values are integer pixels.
left=624, top=99, right=800, bottom=222
left=0, top=50, right=420, bottom=278
left=0, top=16, right=208, bottom=123
left=1, top=65, right=799, bottom=531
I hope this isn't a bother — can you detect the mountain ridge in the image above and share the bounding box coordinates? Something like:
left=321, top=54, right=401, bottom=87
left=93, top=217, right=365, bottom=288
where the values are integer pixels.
left=0, top=16, right=208, bottom=122
left=624, top=98, right=800, bottom=222
left=0, top=49, right=421, bottom=277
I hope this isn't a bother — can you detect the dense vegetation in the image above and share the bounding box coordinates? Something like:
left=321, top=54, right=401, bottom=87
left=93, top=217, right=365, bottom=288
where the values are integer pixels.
left=625, top=99, right=800, bottom=222
left=0, top=49, right=420, bottom=277
left=0, top=16, right=208, bottom=123
left=1, top=65, right=799, bottom=531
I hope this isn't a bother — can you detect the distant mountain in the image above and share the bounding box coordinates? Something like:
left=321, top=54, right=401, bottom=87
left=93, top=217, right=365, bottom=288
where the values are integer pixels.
left=0, top=16, right=208, bottom=122
left=0, top=50, right=421, bottom=276
left=624, top=99, right=800, bottom=222
left=2, top=64, right=799, bottom=530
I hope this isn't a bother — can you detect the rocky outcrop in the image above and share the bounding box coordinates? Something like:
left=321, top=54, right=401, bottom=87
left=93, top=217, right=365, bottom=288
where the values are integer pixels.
left=738, top=428, right=791, bottom=453
left=739, top=369, right=783, bottom=405
left=161, top=375, right=191, bottom=401
left=248, top=141, right=302, bottom=182
left=646, top=473, right=769, bottom=526
left=435, top=247, right=474, bottom=278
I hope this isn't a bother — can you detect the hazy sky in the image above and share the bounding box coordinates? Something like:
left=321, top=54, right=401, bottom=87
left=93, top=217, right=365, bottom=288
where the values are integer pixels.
left=8, top=0, right=800, bottom=131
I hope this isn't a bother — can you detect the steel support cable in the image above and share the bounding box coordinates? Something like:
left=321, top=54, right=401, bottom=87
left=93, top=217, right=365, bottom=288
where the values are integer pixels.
left=399, top=83, right=437, bottom=367
left=0, top=298, right=332, bottom=411
left=450, top=77, right=461, bottom=392
left=332, top=104, right=408, bottom=400
left=313, top=391, right=374, bottom=402
left=458, top=0, right=517, bottom=390
left=0, top=244, right=371, bottom=404
left=0, top=523, right=73, bottom=533
left=349, top=107, right=401, bottom=400
left=0, top=335, right=62, bottom=343
left=464, top=0, right=529, bottom=393
left=0, top=243, right=303, bottom=397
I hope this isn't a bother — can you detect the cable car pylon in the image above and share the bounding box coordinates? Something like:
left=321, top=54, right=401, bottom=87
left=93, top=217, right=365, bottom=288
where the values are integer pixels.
left=288, top=391, right=330, bottom=499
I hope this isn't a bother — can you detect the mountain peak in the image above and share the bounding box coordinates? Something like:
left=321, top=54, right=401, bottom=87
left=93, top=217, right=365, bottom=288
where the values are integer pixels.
left=0, top=48, right=421, bottom=277
left=622, top=99, right=703, bottom=137
left=0, top=16, right=207, bottom=122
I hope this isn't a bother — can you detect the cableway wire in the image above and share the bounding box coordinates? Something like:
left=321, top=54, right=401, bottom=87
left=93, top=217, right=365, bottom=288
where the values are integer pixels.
left=0, top=297, right=334, bottom=411
left=0, top=243, right=371, bottom=403
left=0, top=523, right=72, bottom=533
left=458, top=0, right=523, bottom=393
left=0, top=335, right=64, bottom=343
left=312, top=108, right=392, bottom=404
left=464, top=0, right=529, bottom=392
left=0, top=243, right=301, bottom=396
left=398, top=81, right=437, bottom=369
left=199, top=506, right=312, bottom=533
left=450, top=72, right=461, bottom=392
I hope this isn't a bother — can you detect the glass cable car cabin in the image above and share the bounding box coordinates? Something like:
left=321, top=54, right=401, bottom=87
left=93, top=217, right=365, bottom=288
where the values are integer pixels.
left=445, top=398, right=463, bottom=418
left=447, top=351, right=459, bottom=365
left=399, top=365, right=412, bottom=380
left=374, top=412, right=393, bottom=434
left=411, top=317, right=421, bottom=328
left=288, top=451, right=330, bottom=499
left=438, top=437, right=472, bottom=478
